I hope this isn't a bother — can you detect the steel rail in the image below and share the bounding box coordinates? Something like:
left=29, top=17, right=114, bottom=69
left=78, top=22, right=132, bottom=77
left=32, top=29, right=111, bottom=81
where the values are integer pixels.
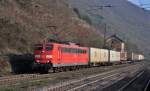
left=118, top=70, right=145, bottom=91
left=45, top=64, right=144, bottom=91
left=144, top=78, right=150, bottom=91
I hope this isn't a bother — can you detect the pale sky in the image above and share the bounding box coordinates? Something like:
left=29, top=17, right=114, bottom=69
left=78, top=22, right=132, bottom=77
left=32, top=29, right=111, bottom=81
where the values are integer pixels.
left=128, top=0, right=150, bottom=10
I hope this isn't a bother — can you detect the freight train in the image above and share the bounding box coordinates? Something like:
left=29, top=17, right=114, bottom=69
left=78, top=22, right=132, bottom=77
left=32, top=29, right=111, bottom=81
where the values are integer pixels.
left=33, top=42, right=144, bottom=73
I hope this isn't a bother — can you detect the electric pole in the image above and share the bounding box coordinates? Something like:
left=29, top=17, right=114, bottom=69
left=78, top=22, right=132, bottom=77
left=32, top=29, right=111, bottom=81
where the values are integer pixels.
left=86, top=4, right=113, bottom=48
left=103, top=23, right=107, bottom=48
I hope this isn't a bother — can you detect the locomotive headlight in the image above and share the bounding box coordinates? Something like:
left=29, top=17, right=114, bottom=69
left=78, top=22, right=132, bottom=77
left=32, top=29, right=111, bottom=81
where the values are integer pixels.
left=36, top=60, right=40, bottom=63
left=35, top=55, right=41, bottom=58
left=46, top=55, right=52, bottom=58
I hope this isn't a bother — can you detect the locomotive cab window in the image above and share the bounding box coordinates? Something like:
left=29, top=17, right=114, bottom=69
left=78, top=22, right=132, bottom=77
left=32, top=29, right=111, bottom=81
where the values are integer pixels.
left=46, top=44, right=53, bottom=50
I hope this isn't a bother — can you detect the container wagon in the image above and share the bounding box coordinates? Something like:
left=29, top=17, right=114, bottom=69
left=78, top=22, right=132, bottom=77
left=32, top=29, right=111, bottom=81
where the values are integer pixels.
left=109, top=50, right=121, bottom=63
left=89, top=48, right=109, bottom=66
left=90, top=48, right=101, bottom=66
left=138, top=54, right=144, bottom=61
left=100, top=49, right=109, bottom=64
left=132, top=53, right=139, bottom=61
left=120, top=52, right=127, bottom=62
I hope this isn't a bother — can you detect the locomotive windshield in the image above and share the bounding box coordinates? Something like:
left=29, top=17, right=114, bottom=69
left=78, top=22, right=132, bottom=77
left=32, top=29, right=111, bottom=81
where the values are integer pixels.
left=46, top=44, right=53, bottom=50
left=34, top=44, right=53, bottom=51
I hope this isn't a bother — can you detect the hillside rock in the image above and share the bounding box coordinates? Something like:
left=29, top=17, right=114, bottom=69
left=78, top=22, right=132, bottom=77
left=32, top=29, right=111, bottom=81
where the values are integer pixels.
left=68, top=0, right=150, bottom=54
left=0, top=0, right=104, bottom=74
left=0, top=0, right=103, bottom=54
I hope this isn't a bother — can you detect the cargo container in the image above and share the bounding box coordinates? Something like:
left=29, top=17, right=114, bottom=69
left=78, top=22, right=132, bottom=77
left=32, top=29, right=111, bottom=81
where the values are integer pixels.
left=90, top=48, right=109, bottom=65
left=90, top=48, right=101, bottom=63
left=100, top=49, right=109, bottom=62
left=138, top=54, right=144, bottom=60
left=120, top=52, right=127, bottom=61
left=127, top=52, right=144, bottom=61
left=132, top=53, right=139, bottom=61
left=110, top=50, right=120, bottom=62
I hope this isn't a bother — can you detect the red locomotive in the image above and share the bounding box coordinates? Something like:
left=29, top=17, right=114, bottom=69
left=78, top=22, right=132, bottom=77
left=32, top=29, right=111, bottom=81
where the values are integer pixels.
left=34, top=42, right=89, bottom=73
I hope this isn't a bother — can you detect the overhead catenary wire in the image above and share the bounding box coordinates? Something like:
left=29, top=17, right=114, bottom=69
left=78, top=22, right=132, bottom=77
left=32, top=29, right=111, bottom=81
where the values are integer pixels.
left=138, top=0, right=150, bottom=10
left=140, top=3, right=150, bottom=6
left=86, top=5, right=113, bottom=11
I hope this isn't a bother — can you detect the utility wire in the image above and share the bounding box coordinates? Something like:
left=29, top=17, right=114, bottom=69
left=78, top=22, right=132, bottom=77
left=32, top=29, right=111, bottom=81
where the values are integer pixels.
left=144, top=6, right=150, bottom=8
left=140, top=3, right=150, bottom=6
left=86, top=5, right=113, bottom=11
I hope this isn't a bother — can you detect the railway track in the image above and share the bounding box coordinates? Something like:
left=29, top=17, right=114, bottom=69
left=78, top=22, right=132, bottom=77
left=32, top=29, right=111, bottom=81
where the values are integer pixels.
left=101, top=63, right=150, bottom=91
left=33, top=63, right=145, bottom=91
left=117, top=66, right=150, bottom=91
left=0, top=62, right=141, bottom=85
left=0, top=74, right=48, bottom=85
left=118, top=70, right=145, bottom=91
left=0, top=61, right=147, bottom=91
left=144, top=78, right=150, bottom=91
